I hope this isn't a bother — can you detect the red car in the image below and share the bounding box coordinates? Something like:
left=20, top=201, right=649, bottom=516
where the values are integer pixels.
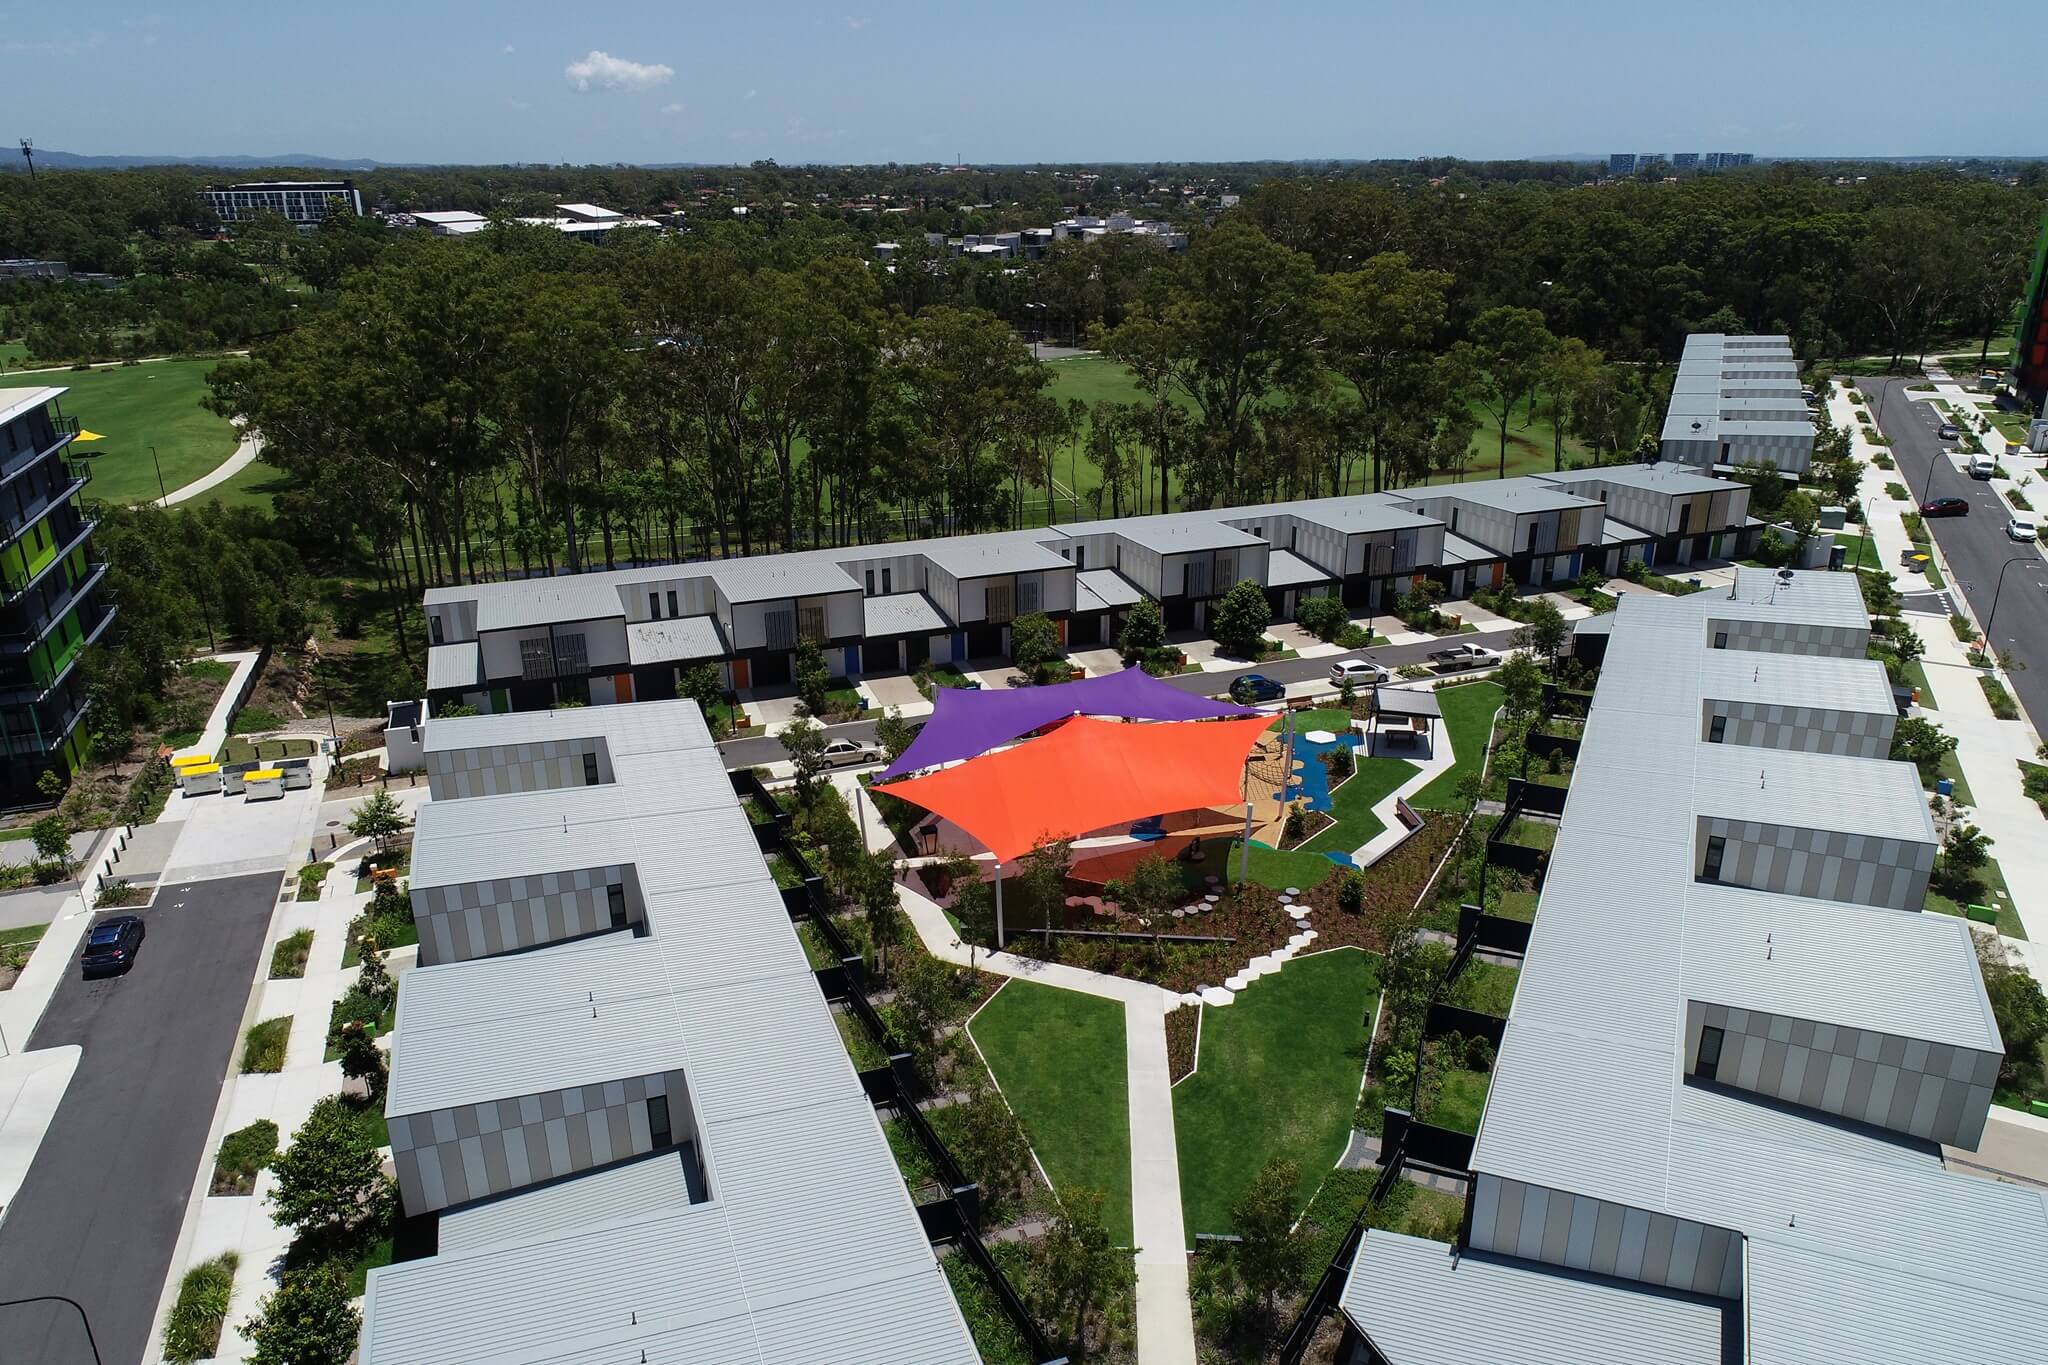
left=1919, top=497, right=1969, bottom=518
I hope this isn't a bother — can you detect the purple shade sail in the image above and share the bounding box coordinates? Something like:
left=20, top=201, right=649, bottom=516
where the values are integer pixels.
left=879, top=664, right=1257, bottom=779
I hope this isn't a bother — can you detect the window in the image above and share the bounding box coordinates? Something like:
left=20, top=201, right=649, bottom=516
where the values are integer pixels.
left=666, top=590, right=678, bottom=618
left=865, top=569, right=875, bottom=596
left=1702, top=835, right=1727, bottom=881
left=519, top=637, right=555, bottom=681
left=649, top=591, right=662, bottom=619
left=583, top=752, right=600, bottom=786
left=607, top=882, right=627, bottom=928
left=553, top=633, right=588, bottom=677
left=882, top=567, right=892, bottom=594
left=1695, top=1025, right=1726, bottom=1081
left=797, top=604, right=827, bottom=643
left=1713, top=631, right=1729, bottom=650
left=1678, top=504, right=1694, bottom=536
left=647, top=1094, right=672, bottom=1148
left=1707, top=715, right=1727, bottom=744
left=1526, top=521, right=1540, bottom=552
left=985, top=582, right=1015, bottom=624
left=430, top=616, right=445, bottom=646
left=1018, top=576, right=1040, bottom=614
left=765, top=609, right=796, bottom=650
left=1074, top=546, right=1085, bottom=571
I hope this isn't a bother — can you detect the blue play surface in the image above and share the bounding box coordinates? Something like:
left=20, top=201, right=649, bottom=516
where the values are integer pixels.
left=1263, top=727, right=1363, bottom=868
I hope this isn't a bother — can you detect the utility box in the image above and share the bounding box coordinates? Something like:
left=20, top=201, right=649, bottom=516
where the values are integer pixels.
left=1819, top=505, right=1848, bottom=531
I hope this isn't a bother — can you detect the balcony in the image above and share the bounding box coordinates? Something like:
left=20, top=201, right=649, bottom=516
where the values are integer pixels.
left=0, top=599, right=115, bottom=703
left=2, top=518, right=100, bottom=607
left=0, top=415, right=79, bottom=487
left=0, top=472, right=89, bottom=552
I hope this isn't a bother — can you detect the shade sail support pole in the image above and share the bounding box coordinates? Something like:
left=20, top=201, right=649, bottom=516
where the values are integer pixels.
left=994, top=861, right=1005, bottom=948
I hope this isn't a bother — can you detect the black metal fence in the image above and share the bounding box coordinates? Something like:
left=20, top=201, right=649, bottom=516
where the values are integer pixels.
left=1456, top=902, right=1532, bottom=959
left=1424, top=1001, right=1508, bottom=1050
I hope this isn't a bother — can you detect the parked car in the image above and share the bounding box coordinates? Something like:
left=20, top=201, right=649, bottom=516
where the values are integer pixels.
left=1919, top=497, right=1969, bottom=518
left=1937, top=421, right=1961, bottom=441
left=1427, top=643, right=1504, bottom=671
left=79, top=915, right=146, bottom=979
left=1968, top=455, right=1998, bottom=480
left=2007, top=515, right=2039, bottom=543
left=1328, top=658, right=1389, bottom=687
left=820, top=738, right=883, bottom=768
left=1229, top=673, right=1285, bottom=703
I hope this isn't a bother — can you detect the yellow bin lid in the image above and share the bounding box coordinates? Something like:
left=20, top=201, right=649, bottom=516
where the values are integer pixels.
left=244, top=768, right=284, bottom=780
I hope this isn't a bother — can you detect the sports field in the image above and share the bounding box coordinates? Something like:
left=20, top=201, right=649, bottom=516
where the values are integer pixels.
left=0, top=360, right=242, bottom=504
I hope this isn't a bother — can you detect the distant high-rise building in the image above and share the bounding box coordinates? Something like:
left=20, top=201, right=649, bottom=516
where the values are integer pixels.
left=1608, top=153, right=1637, bottom=175
left=202, top=180, right=363, bottom=228
left=1672, top=152, right=1699, bottom=170
left=1638, top=153, right=1660, bottom=170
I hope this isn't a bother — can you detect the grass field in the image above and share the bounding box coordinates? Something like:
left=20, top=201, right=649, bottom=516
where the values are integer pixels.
left=969, top=979, right=1134, bottom=1242
left=0, top=360, right=241, bottom=504
left=1300, top=754, right=1420, bottom=853
left=1924, top=854, right=2025, bottom=939
left=1174, top=946, right=1379, bottom=1240
left=1409, top=682, right=1504, bottom=810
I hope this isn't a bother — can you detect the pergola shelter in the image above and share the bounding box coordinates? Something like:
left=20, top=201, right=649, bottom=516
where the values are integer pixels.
left=1368, top=684, right=1440, bottom=755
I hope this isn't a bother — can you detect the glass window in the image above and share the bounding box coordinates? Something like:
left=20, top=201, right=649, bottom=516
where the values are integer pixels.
left=882, top=567, right=892, bottom=594
left=1713, top=631, right=1729, bottom=650
left=647, top=1094, right=672, bottom=1147
left=554, top=633, right=588, bottom=676
left=1707, top=714, right=1727, bottom=744
left=1696, top=1024, right=1725, bottom=1081
left=1702, top=834, right=1726, bottom=881
left=582, top=752, right=600, bottom=786
left=666, top=590, right=678, bottom=618
left=649, top=591, right=661, bottom=619
left=519, top=637, right=555, bottom=681
left=607, top=882, right=627, bottom=927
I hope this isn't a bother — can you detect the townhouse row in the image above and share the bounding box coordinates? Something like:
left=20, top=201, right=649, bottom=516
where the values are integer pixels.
left=1658, top=332, right=1818, bottom=475
left=424, top=461, right=1755, bottom=714
left=359, top=703, right=981, bottom=1364
left=1333, top=568, right=2048, bottom=1365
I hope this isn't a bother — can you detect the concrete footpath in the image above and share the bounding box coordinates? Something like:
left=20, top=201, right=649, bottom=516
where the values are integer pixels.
left=897, top=884, right=1199, bottom=1364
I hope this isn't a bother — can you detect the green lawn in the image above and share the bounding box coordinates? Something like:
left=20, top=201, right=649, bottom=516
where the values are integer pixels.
left=1272, top=709, right=1356, bottom=736
left=1422, top=1067, right=1492, bottom=1135
left=1174, top=947, right=1379, bottom=1242
left=1925, top=749, right=1974, bottom=808
left=1210, top=836, right=1344, bottom=890
left=1301, top=754, right=1420, bottom=853
left=1, top=361, right=239, bottom=504
left=1409, top=682, right=1504, bottom=810
left=1901, top=657, right=1936, bottom=710
left=969, top=979, right=1133, bottom=1242
left=1447, top=959, right=1520, bottom=1016
left=1925, top=855, right=2026, bottom=939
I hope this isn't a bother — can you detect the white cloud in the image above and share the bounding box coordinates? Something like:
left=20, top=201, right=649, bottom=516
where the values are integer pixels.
left=507, top=97, right=532, bottom=111
left=845, top=15, right=871, bottom=29
left=564, top=49, right=674, bottom=93
left=501, top=43, right=515, bottom=55
left=744, top=88, right=758, bottom=101
left=661, top=102, right=684, bottom=115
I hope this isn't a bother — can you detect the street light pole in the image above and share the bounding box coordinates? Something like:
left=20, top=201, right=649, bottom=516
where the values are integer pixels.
left=1983, top=554, right=2041, bottom=642
left=149, top=444, right=166, bottom=503
left=0, top=1296, right=105, bottom=1364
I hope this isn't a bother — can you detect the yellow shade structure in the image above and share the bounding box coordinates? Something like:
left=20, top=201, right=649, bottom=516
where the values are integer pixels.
left=72, top=430, right=106, bottom=442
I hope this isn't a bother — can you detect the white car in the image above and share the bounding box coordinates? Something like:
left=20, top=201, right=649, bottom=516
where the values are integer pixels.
left=2007, top=515, right=2039, bottom=543
left=1427, top=643, right=1505, bottom=671
left=821, top=738, right=883, bottom=768
left=1329, top=658, right=1390, bottom=687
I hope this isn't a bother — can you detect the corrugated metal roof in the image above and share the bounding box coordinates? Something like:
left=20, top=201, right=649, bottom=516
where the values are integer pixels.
left=1391, top=476, right=1602, bottom=515
left=426, top=643, right=482, bottom=692
left=1445, top=572, right=2039, bottom=1365
left=1537, top=461, right=1738, bottom=496
left=1266, top=548, right=1337, bottom=588
left=863, top=591, right=951, bottom=637
left=1236, top=493, right=1441, bottom=537
left=1075, top=567, right=1144, bottom=611
left=627, top=614, right=726, bottom=665
left=437, top=1150, right=695, bottom=1255
left=1440, top=531, right=1500, bottom=564
left=1698, top=647, right=1895, bottom=714
left=475, top=576, right=625, bottom=632
left=367, top=699, right=977, bottom=1363
left=1057, top=509, right=1266, bottom=552
left=1340, top=1231, right=1729, bottom=1365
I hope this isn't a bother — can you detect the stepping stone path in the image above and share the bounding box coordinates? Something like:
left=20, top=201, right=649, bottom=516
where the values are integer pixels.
left=1187, top=885, right=1323, bottom=1007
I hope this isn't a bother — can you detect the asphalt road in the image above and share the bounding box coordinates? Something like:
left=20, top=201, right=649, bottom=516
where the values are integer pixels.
left=0, top=872, right=281, bottom=1365
left=1865, top=376, right=2048, bottom=732
left=713, top=628, right=1515, bottom=768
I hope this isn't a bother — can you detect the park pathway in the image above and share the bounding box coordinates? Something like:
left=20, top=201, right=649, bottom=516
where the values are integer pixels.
left=157, top=429, right=262, bottom=506
left=896, top=884, right=1199, bottom=1364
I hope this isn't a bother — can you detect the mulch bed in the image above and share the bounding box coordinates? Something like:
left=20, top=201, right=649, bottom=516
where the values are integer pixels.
left=1165, top=1005, right=1200, bottom=1083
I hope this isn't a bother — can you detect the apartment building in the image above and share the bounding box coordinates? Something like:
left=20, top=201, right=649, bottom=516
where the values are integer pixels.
left=0, top=388, right=114, bottom=796
left=423, top=465, right=1753, bottom=714
left=1660, top=332, right=1817, bottom=474
left=1332, top=568, right=2048, bottom=1364
left=201, top=180, right=363, bottom=227
left=361, top=703, right=979, bottom=1364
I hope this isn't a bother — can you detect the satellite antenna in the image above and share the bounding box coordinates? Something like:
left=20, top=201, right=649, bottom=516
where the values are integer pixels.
left=18, top=139, right=34, bottom=180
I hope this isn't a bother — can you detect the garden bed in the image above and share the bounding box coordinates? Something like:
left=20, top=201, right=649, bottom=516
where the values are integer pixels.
left=269, top=929, right=313, bottom=979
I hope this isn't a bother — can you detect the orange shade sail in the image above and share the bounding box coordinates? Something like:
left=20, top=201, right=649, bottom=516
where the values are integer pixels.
left=874, top=714, right=1271, bottom=863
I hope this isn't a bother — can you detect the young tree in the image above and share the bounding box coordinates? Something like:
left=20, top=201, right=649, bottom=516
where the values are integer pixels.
left=677, top=662, right=726, bottom=728
left=1889, top=717, right=1958, bottom=781
left=1117, top=598, right=1167, bottom=667
left=267, top=1095, right=395, bottom=1258
left=779, top=715, right=828, bottom=809
left=1010, top=611, right=1061, bottom=679
left=847, top=848, right=902, bottom=980
left=244, top=1263, right=361, bottom=1365
left=1017, top=838, right=1074, bottom=943
left=1517, top=597, right=1570, bottom=667
left=794, top=637, right=833, bottom=716
left=1294, top=593, right=1349, bottom=643
left=1455, top=306, right=1556, bottom=478
left=891, top=955, right=967, bottom=1053
left=332, top=1019, right=388, bottom=1103
left=1211, top=579, right=1274, bottom=659
left=1231, top=1158, right=1307, bottom=1317
left=347, top=789, right=408, bottom=853
left=30, top=814, right=70, bottom=868
left=1495, top=652, right=1544, bottom=723
left=1127, top=852, right=1186, bottom=926
left=948, top=1080, right=1036, bottom=1207
left=1033, top=1186, right=1134, bottom=1353
left=874, top=706, right=918, bottom=763
left=1978, top=936, right=2048, bottom=1091
left=355, top=939, right=396, bottom=1010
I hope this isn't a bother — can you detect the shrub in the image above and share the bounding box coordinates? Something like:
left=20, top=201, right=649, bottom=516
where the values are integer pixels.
left=1294, top=594, right=1349, bottom=643
left=213, top=1120, right=280, bottom=1195
left=269, top=929, right=313, bottom=979
left=163, top=1251, right=240, bottom=1363
left=296, top=862, right=331, bottom=901
left=241, top=1017, right=291, bottom=1073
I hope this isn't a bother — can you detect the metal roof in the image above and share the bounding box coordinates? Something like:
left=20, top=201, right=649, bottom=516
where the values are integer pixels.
left=1372, top=683, right=1442, bottom=718
left=1423, top=570, right=2043, bottom=1365
left=366, top=699, right=977, bottom=1363
left=1440, top=531, right=1500, bottom=564
left=1535, top=461, right=1737, bottom=496
left=626, top=614, right=727, bottom=666
left=1391, top=476, right=1602, bottom=516
left=1341, top=1232, right=1730, bottom=1365
left=1075, top=567, right=1145, bottom=611
left=474, top=576, right=627, bottom=632
left=1697, top=648, right=1896, bottom=715
left=1234, top=493, right=1441, bottom=537
left=863, top=591, right=951, bottom=638
left=1266, top=548, right=1338, bottom=588
left=1057, top=509, right=1266, bottom=553
left=425, top=643, right=481, bottom=692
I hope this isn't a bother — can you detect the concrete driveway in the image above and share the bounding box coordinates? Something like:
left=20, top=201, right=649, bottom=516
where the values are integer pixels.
left=0, top=871, right=281, bottom=1365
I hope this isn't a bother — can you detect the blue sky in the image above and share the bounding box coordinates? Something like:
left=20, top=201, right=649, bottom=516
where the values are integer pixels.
left=6, top=1, right=2044, bottom=165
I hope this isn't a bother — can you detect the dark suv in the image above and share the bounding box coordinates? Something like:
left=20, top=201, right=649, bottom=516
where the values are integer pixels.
left=80, top=915, right=146, bottom=978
